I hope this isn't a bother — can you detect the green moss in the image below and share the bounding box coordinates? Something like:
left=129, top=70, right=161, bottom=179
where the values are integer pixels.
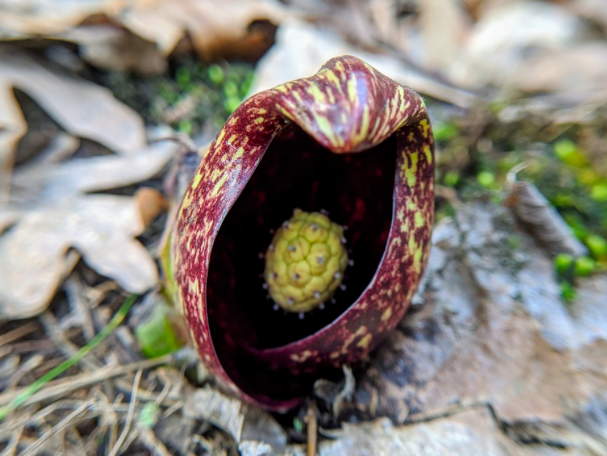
left=99, top=55, right=255, bottom=137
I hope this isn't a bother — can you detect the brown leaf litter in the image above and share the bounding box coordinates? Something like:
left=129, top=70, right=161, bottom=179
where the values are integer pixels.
left=343, top=203, right=607, bottom=454
left=0, top=0, right=289, bottom=68
left=0, top=47, right=179, bottom=318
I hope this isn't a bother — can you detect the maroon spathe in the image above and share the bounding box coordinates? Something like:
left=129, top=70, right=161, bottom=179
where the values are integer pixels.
left=171, top=55, right=435, bottom=411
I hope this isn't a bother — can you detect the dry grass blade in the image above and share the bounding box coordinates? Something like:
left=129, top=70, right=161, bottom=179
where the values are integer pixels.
left=0, top=296, right=137, bottom=420
left=0, top=357, right=171, bottom=413
left=0, top=323, right=38, bottom=348
left=108, top=369, right=142, bottom=456
left=21, top=399, right=95, bottom=456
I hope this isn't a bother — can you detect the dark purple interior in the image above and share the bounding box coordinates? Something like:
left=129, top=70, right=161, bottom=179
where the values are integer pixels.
left=207, top=125, right=396, bottom=402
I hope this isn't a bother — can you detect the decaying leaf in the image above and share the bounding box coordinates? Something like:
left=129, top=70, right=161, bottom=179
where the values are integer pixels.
left=119, top=0, right=288, bottom=60
left=183, top=387, right=287, bottom=448
left=0, top=46, right=148, bottom=199
left=505, top=179, right=588, bottom=257
left=0, top=0, right=288, bottom=65
left=448, top=1, right=587, bottom=90
left=242, top=406, right=595, bottom=456
left=0, top=47, right=178, bottom=319
left=348, top=203, right=607, bottom=453
left=0, top=192, right=163, bottom=319
left=249, top=20, right=477, bottom=108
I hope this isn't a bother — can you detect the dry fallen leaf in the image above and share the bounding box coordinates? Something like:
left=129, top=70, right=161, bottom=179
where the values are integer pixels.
left=350, top=203, right=607, bottom=453
left=0, top=47, right=178, bottom=319
left=0, top=46, right=147, bottom=199
left=505, top=179, right=588, bottom=257
left=0, top=193, right=162, bottom=319
left=448, top=1, right=587, bottom=90
left=250, top=19, right=477, bottom=108
left=120, top=0, right=288, bottom=60
left=0, top=0, right=288, bottom=67
left=183, top=387, right=287, bottom=449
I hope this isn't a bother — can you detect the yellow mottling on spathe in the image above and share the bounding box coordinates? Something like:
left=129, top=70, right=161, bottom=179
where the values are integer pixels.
left=390, top=237, right=402, bottom=251
left=340, top=326, right=368, bottom=354
left=423, top=144, right=433, bottom=164
left=312, top=112, right=341, bottom=147
left=293, top=90, right=303, bottom=104
left=381, top=307, right=392, bottom=322
left=211, top=173, right=228, bottom=197
left=329, top=351, right=340, bottom=360
left=327, top=88, right=335, bottom=104
left=290, top=350, right=314, bottom=363
left=347, top=75, right=358, bottom=102
left=306, top=84, right=326, bottom=103
left=276, top=85, right=288, bottom=94
left=181, top=191, right=193, bottom=210
left=229, top=116, right=238, bottom=126
left=324, top=70, right=342, bottom=91
left=254, top=117, right=264, bottom=124
left=355, top=326, right=368, bottom=337
left=419, top=119, right=430, bottom=138
left=357, top=334, right=372, bottom=350
left=234, top=147, right=244, bottom=159
left=396, top=208, right=404, bottom=222
left=397, top=86, right=405, bottom=112
left=408, top=234, right=417, bottom=251
left=406, top=199, right=419, bottom=211
left=412, top=247, right=423, bottom=273
left=258, top=108, right=267, bottom=114
left=354, top=104, right=370, bottom=144
left=276, top=105, right=294, bottom=121
left=192, top=173, right=203, bottom=189
left=403, top=152, right=419, bottom=187
left=341, top=112, right=347, bottom=124
left=216, top=129, right=226, bottom=144
left=400, top=217, right=411, bottom=234
left=390, top=94, right=398, bottom=119
left=334, top=61, right=346, bottom=79
left=414, top=211, right=425, bottom=228
left=227, top=134, right=237, bottom=145
left=369, top=116, right=381, bottom=139
left=188, top=278, right=200, bottom=295
left=408, top=132, right=415, bottom=142
left=210, top=168, right=221, bottom=182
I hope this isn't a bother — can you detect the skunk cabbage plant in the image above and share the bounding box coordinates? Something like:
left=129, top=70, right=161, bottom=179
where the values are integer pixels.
left=169, top=55, right=435, bottom=411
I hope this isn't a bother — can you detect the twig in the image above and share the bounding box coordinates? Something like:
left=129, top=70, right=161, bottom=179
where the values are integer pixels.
left=0, top=323, right=38, bottom=348
left=39, top=312, right=101, bottom=371
left=108, top=369, right=142, bottom=456
left=305, top=405, right=318, bottom=456
left=0, top=426, right=23, bottom=456
left=0, top=357, right=170, bottom=413
left=137, top=426, right=173, bottom=456
left=21, top=399, right=94, bottom=456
